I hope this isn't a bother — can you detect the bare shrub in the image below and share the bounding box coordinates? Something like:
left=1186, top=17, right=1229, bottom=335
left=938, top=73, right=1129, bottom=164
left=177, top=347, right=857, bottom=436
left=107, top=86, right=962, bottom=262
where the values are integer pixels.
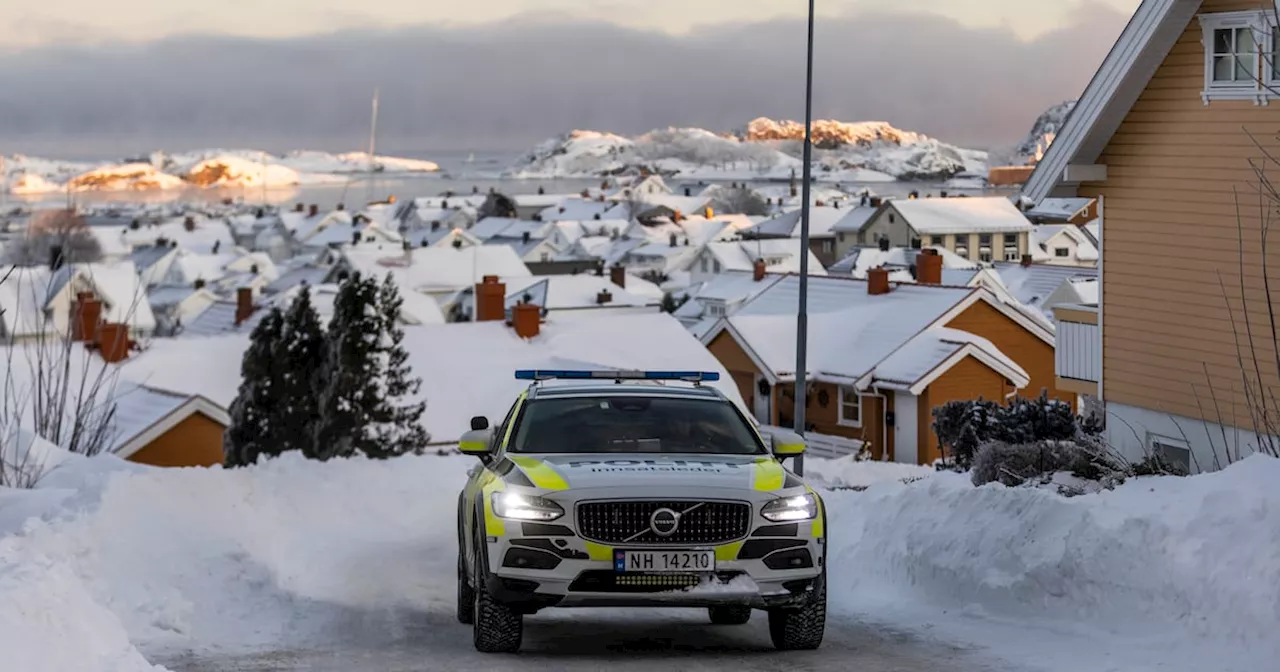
left=972, top=438, right=1130, bottom=493
left=5, top=209, right=104, bottom=267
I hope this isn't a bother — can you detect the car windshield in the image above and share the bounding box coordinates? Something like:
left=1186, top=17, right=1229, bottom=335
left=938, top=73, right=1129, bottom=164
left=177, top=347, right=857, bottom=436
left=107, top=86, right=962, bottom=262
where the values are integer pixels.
left=509, top=396, right=766, bottom=455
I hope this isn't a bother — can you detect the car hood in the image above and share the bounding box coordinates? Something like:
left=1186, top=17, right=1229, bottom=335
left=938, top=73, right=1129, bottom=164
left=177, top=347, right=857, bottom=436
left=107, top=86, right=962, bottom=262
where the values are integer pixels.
left=506, top=453, right=795, bottom=492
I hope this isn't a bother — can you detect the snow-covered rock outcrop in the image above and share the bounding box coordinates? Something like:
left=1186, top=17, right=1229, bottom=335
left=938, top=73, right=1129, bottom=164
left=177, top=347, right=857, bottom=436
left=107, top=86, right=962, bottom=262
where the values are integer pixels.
left=509, top=120, right=985, bottom=182
left=1015, top=100, right=1076, bottom=164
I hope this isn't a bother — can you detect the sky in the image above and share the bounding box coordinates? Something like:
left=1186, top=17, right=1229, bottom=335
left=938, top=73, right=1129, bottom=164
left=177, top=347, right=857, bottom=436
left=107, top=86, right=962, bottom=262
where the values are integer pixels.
left=0, top=0, right=1139, bottom=158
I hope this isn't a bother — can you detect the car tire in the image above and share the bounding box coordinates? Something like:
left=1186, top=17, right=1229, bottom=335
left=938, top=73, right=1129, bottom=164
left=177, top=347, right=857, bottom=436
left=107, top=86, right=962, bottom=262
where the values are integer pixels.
left=767, top=569, right=826, bottom=651
left=472, top=534, right=523, bottom=653
left=456, top=547, right=475, bottom=625
left=708, top=605, right=752, bottom=625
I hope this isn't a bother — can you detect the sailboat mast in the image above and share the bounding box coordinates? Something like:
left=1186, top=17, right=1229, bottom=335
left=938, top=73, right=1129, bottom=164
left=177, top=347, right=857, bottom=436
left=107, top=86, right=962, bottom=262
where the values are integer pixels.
left=366, top=88, right=379, bottom=204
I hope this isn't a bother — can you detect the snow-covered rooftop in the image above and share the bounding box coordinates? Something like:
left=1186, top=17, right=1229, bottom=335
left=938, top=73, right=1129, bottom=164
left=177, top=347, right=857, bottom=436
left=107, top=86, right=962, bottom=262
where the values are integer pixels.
left=892, top=197, right=1033, bottom=235
left=340, top=245, right=532, bottom=293
left=120, top=312, right=745, bottom=443
left=828, top=245, right=977, bottom=278
left=703, top=239, right=829, bottom=276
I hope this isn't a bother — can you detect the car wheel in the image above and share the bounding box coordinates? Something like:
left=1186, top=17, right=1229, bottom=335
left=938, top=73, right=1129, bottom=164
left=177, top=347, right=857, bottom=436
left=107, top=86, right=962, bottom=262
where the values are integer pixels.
left=456, top=546, right=475, bottom=625
left=472, top=534, right=523, bottom=653
left=708, top=605, right=752, bottom=625
left=767, top=569, right=826, bottom=651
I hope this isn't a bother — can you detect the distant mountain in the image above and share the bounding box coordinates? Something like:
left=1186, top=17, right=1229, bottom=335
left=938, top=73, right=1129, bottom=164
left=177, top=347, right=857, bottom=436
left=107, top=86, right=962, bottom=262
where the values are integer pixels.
left=1015, top=101, right=1077, bottom=164
left=507, top=119, right=988, bottom=183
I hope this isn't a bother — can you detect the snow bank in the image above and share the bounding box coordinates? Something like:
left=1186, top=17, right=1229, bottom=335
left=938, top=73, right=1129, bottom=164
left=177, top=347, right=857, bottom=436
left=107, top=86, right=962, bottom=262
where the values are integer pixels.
left=805, top=456, right=936, bottom=489
left=825, top=455, right=1280, bottom=669
left=0, top=452, right=474, bottom=664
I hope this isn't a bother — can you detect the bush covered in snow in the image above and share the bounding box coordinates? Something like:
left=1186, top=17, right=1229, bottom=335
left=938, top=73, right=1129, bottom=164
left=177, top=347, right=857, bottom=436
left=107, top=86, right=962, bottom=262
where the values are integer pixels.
left=931, top=393, right=1100, bottom=470
left=971, top=438, right=1129, bottom=494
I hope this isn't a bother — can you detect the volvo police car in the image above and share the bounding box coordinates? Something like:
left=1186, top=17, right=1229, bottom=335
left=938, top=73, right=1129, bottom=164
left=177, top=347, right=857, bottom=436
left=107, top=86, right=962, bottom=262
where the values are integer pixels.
left=456, top=369, right=827, bottom=653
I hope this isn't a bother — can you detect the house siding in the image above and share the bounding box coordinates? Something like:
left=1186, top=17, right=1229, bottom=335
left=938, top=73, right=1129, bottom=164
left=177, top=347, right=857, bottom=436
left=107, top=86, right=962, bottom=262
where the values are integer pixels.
left=706, top=331, right=762, bottom=414
left=921, top=356, right=1013, bottom=463
left=1077, top=0, right=1280, bottom=426
left=127, top=412, right=226, bottom=468
left=945, top=300, right=1072, bottom=410
left=775, top=382, right=888, bottom=458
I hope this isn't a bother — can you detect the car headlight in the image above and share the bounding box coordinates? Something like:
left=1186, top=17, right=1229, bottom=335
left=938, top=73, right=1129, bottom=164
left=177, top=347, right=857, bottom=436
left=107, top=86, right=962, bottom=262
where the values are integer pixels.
left=491, top=491, right=565, bottom=521
left=761, top=493, right=818, bottom=522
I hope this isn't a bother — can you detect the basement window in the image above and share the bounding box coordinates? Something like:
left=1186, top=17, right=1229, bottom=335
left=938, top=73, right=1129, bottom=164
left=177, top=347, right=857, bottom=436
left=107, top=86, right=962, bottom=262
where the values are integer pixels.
left=1199, top=10, right=1278, bottom=104
left=1147, top=433, right=1193, bottom=475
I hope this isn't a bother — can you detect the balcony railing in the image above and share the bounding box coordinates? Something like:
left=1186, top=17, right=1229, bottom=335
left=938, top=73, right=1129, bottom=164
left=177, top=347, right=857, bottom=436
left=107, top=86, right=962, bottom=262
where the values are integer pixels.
left=1053, top=303, right=1100, bottom=396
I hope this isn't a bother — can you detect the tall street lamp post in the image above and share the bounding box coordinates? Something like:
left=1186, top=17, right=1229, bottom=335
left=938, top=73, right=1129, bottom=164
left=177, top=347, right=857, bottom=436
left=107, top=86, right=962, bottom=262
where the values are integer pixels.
left=792, top=0, right=816, bottom=476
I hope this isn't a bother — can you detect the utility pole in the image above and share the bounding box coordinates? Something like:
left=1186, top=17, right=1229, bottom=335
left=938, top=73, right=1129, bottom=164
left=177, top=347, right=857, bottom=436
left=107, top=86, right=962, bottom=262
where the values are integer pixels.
left=366, top=88, right=380, bottom=205
left=792, top=0, right=816, bottom=477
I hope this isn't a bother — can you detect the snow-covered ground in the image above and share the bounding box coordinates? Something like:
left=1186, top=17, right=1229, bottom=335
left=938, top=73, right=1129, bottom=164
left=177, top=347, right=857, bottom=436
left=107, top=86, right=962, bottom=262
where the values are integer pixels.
left=506, top=120, right=987, bottom=183
left=1, top=449, right=1275, bottom=671
left=1, top=149, right=440, bottom=195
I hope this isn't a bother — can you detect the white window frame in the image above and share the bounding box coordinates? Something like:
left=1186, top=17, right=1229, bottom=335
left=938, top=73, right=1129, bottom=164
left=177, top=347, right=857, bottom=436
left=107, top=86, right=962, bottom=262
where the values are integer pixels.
left=1199, top=10, right=1279, bottom=105
left=1054, top=247, right=1071, bottom=258
left=838, top=386, right=862, bottom=427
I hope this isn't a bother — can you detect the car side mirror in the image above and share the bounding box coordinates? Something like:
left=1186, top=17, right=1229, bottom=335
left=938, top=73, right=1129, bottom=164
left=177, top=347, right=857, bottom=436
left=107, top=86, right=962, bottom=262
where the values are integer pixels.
left=470, top=416, right=490, bottom=431
left=766, top=428, right=806, bottom=462
left=459, top=429, right=494, bottom=460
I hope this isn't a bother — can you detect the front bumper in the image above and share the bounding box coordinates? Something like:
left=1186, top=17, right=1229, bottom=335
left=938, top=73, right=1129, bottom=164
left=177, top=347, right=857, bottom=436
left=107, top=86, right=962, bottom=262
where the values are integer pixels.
left=483, top=522, right=825, bottom=611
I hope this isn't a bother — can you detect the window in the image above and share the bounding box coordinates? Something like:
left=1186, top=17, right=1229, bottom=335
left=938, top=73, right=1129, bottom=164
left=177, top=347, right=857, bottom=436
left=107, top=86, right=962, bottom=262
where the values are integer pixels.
left=1004, top=249, right=1021, bottom=262
left=838, top=387, right=862, bottom=427
left=1054, top=247, right=1070, bottom=258
left=1004, top=233, right=1018, bottom=248
left=510, top=396, right=767, bottom=455
left=978, top=233, right=992, bottom=247
left=713, top=260, right=722, bottom=273
left=700, top=257, right=710, bottom=272
left=1200, top=11, right=1277, bottom=104
left=910, top=237, right=922, bottom=249
left=980, top=250, right=993, bottom=263
left=838, top=233, right=845, bottom=242
left=889, top=214, right=896, bottom=224
left=1147, top=433, right=1193, bottom=475
left=955, top=245, right=969, bottom=258
left=705, top=301, right=726, bottom=317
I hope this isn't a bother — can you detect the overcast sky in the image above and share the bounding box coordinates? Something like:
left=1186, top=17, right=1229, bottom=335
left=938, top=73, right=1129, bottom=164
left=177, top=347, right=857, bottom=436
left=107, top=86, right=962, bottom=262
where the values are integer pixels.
left=0, top=1, right=1137, bottom=158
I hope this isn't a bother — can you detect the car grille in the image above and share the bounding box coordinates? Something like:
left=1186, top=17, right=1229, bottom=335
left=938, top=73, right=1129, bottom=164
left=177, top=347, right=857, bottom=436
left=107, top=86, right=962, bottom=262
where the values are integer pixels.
left=576, top=500, right=752, bottom=545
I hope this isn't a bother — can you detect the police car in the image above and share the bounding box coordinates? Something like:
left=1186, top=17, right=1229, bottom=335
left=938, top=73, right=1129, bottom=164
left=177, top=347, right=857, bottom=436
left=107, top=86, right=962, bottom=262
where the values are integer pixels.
left=456, top=369, right=827, bottom=653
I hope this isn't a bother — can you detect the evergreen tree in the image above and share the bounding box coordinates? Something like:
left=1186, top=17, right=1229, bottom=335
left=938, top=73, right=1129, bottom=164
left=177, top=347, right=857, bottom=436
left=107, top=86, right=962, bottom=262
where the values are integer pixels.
left=366, top=273, right=430, bottom=457
left=276, top=285, right=328, bottom=458
left=312, top=273, right=384, bottom=460
left=223, top=308, right=285, bottom=467
left=660, top=292, right=679, bottom=313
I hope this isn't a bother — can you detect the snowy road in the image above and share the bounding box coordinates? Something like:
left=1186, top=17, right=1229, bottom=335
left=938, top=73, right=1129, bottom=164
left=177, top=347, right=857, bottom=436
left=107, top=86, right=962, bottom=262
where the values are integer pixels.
left=154, top=607, right=1006, bottom=672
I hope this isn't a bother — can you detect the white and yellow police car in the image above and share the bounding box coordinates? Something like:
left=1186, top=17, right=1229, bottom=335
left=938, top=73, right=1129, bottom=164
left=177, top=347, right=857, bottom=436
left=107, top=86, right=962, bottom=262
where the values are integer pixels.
left=456, top=369, right=827, bottom=653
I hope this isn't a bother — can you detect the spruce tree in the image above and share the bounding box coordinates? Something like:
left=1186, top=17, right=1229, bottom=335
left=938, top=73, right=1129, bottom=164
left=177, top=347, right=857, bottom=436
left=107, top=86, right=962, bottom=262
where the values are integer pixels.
left=223, top=308, right=285, bottom=467
left=660, top=292, right=678, bottom=313
left=366, top=273, right=429, bottom=457
left=312, top=273, right=384, bottom=460
left=277, top=285, right=328, bottom=458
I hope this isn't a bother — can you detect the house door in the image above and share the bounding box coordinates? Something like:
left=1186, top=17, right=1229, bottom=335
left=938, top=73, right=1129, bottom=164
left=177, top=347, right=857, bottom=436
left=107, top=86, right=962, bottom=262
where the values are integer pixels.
left=753, top=375, right=772, bottom=425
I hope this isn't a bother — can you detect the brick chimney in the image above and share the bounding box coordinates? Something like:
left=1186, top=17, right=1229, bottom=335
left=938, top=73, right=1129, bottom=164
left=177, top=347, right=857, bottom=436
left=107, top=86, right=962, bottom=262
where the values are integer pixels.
left=475, top=275, right=506, bottom=322
left=96, top=323, right=132, bottom=364
left=609, top=264, right=626, bottom=289
left=753, top=258, right=767, bottom=282
left=295, top=203, right=305, bottom=212
left=309, top=204, right=319, bottom=217
left=672, top=209, right=683, bottom=223
left=916, top=248, right=943, bottom=285
left=510, top=302, right=541, bottom=339
left=867, top=267, right=892, bottom=296
left=71, top=292, right=103, bottom=342
left=1021, top=253, right=1033, bottom=268
left=596, top=289, right=613, bottom=305
left=235, top=287, right=255, bottom=326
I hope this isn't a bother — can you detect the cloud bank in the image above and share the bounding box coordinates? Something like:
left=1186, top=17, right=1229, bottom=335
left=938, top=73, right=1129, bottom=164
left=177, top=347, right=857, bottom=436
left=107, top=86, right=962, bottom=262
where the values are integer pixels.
left=0, top=5, right=1126, bottom=159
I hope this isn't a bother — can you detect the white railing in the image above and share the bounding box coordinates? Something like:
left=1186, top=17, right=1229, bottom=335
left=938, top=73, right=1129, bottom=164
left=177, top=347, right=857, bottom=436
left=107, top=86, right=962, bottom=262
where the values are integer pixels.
left=1054, top=304, right=1100, bottom=385
left=761, top=426, right=865, bottom=460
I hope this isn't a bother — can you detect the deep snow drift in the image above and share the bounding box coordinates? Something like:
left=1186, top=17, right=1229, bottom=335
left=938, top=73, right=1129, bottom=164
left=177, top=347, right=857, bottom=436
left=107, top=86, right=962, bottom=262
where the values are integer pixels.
left=0, top=451, right=1277, bottom=671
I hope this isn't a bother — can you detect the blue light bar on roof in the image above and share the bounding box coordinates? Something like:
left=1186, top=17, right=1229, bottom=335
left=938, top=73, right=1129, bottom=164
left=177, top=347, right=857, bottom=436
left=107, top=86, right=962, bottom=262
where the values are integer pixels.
left=514, top=369, right=720, bottom=382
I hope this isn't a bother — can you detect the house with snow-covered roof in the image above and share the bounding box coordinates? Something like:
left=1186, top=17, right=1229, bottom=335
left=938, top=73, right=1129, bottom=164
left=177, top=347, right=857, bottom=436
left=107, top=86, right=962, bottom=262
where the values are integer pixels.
left=739, top=204, right=850, bottom=266
left=446, top=271, right=659, bottom=323
left=852, top=196, right=1034, bottom=264
left=672, top=267, right=787, bottom=340
left=1028, top=224, right=1098, bottom=267
left=1022, top=197, right=1097, bottom=225
left=701, top=255, right=1069, bottom=464
left=990, top=260, right=1098, bottom=319
left=690, top=239, right=828, bottom=283
left=328, top=244, right=531, bottom=301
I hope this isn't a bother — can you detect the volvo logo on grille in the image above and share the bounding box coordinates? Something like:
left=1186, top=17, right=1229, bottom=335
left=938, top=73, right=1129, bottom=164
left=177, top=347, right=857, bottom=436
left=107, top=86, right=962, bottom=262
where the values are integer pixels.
left=649, top=508, right=680, bottom=537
